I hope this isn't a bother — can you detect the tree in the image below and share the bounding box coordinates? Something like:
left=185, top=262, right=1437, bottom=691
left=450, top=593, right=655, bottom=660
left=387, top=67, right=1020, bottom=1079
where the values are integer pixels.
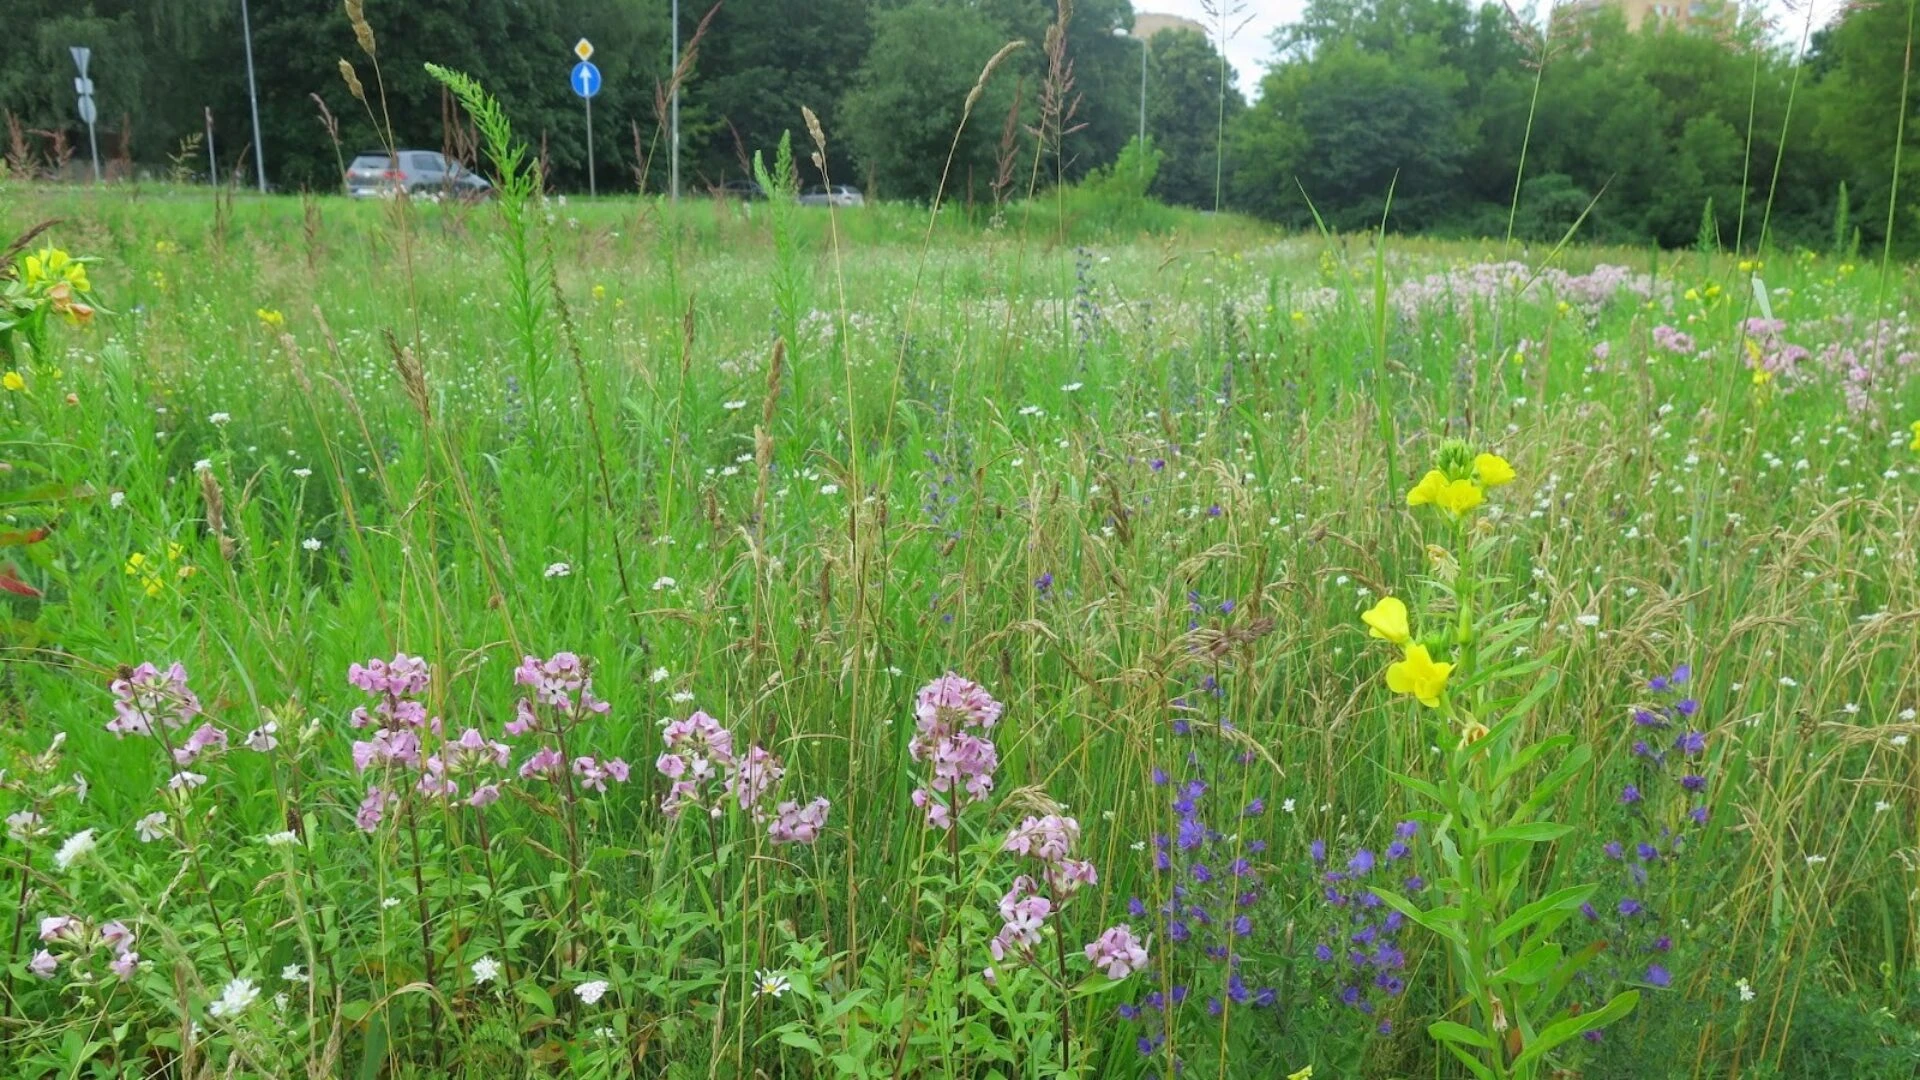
left=1142, top=28, right=1244, bottom=209
left=838, top=1, right=1018, bottom=203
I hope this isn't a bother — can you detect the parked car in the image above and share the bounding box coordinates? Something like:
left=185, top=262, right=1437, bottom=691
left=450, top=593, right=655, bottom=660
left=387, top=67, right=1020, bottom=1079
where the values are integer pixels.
left=716, top=178, right=767, bottom=201
left=799, top=184, right=864, bottom=208
left=345, top=150, right=491, bottom=199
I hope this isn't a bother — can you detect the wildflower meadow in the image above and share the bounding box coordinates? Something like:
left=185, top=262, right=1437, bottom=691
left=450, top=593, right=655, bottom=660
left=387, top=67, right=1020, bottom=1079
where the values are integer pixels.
left=5, top=66, right=1920, bottom=1080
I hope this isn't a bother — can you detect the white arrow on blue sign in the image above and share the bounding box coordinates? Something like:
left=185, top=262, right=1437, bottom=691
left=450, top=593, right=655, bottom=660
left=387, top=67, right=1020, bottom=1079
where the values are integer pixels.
left=570, top=60, right=601, bottom=99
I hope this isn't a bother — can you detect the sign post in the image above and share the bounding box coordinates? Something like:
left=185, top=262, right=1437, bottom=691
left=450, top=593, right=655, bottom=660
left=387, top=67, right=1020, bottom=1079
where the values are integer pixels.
left=571, top=39, right=600, bottom=197
left=69, top=47, right=100, bottom=182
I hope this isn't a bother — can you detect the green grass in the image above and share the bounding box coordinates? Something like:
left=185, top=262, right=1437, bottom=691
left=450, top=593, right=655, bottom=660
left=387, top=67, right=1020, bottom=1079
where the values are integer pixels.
left=1, top=182, right=1918, bottom=1079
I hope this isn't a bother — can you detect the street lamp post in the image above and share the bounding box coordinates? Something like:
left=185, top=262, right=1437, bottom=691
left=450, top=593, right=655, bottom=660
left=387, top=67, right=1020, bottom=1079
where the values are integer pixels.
left=240, top=0, right=267, bottom=192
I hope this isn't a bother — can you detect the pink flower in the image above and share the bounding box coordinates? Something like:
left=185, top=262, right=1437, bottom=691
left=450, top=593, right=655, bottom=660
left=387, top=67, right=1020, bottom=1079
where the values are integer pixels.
left=171, top=723, right=229, bottom=766
left=604, top=758, right=630, bottom=782
left=107, top=661, right=201, bottom=738
left=356, top=786, right=388, bottom=832
left=518, top=747, right=565, bottom=780
left=513, top=651, right=610, bottom=714
left=348, top=654, right=430, bottom=697
left=467, top=783, right=502, bottom=809
left=1046, top=858, right=1099, bottom=896
left=99, top=920, right=135, bottom=953
left=661, top=780, right=701, bottom=819
left=915, top=673, right=1003, bottom=733
left=1003, top=815, right=1080, bottom=864
left=109, top=951, right=140, bottom=981
left=727, top=745, right=784, bottom=814
left=29, top=950, right=56, bottom=978
left=1083, top=924, right=1148, bottom=980
left=990, top=877, right=1052, bottom=961
left=907, top=674, right=1002, bottom=828
left=768, top=797, right=830, bottom=844
left=38, top=915, right=79, bottom=943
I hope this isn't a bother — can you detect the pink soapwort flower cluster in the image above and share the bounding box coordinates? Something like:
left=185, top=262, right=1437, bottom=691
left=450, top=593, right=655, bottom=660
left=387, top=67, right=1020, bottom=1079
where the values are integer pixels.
left=348, top=653, right=437, bottom=778
left=991, top=876, right=1054, bottom=962
left=1085, top=924, right=1150, bottom=980
left=654, top=708, right=831, bottom=843
left=421, top=727, right=512, bottom=806
left=769, top=796, right=831, bottom=844
left=908, top=673, right=1002, bottom=828
left=509, top=652, right=628, bottom=800
left=1652, top=324, right=1697, bottom=355
left=171, top=723, right=228, bottom=766
left=106, top=662, right=201, bottom=737
left=1004, top=814, right=1099, bottom=895
left=33, top=914, right=139, bottom=983
left=508, top=651, right=609, bottom=734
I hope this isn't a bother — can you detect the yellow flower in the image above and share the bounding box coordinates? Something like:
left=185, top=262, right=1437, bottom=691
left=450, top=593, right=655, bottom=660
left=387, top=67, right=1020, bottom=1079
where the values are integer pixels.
left=1472, top=453, right=1515, bottom=487
left=1458, top=718, right=1491, bottom=748
left=1290, top=310, right=1306, bottom=323
left=1909, top=420, right=1920, bottom=451
left=1405, top=470, right=1448, bottom=508
left=1838, top=263, right=1855, bottom=276
left=1737, top=259, right=1756, bottom=273
left=2, top=371, right=23, bottom=393
left=1288, top=1069, right=1314, bottom=1080
left=1434, top=478, right=1483, bottom=515
left=1705, top=284, right=1722, bottom=299
left=1751, top=366, right=1773, bottom=387
left=22, top=247, right=89, bottom=293
left=1684, top=287, right=1699, bottom=302
left=1362, top=596, right=1410, bottom=644
left=1385, top=644, right=1453, bottom=708
left=591, top=283, right=607, bottom=300
left=256, top=308, right=284, bottom=328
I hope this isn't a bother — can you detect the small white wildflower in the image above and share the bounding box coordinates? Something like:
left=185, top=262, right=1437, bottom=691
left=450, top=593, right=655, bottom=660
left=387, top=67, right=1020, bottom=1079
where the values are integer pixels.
left=649, top=667, right=670, bottom=684
left=819, top=483, right=840, bottom=495
left=471, top=956, right=501, bottom=985
left=753, top=970, right=791, bottom=997
left=1129, top=840, right=1147, bottom=852
left=652, top=576, right=677, bottom=591
left=135, top=812, right=169, bottom=843
left=1804, top=854, right=1827, bottom=867
left=723, top=400, right=747, bottom=411
left=1892, top=734, right=1911, bottom=748
left=262, top=831, right=299, bottom=847
left=1778, top=676, right=1798, bottom=688
left=544, top=562, right=572, bottom=579
left=1844, top=702, right=1860, bottom=715
left=282, top=964, right=308, bottom=983
left=109, top=491, right=126, bottom=509
left=208, top=977, right=260, bottom=1018
left=670, top=690, right=695, bottom=703
left=381, top=897, right=401, bottom=910
left=209, top=412, right=231, bottom=426
left=1874, top=800, right=1891, bottom=814
left=274, top=991, right=290, bottom=1011
left=575, top=979, right=610, bottom=1005
left=1900, top=708, right=1917, bottom=721
left=1061, top=381, right=1084, bottom=392
left=193, top=459, right=213, bottom=473
left=1736, top=978, right=1756, bottom=1003
left=301, top=538, right=322, bottom=552
left=292, top=467, right=313, bottom=479
left=1575, top=613, right=1600, bottom=628
left=1281, top=798, right=1296, bottom=814
left=54, top=828, right=96, bottom=871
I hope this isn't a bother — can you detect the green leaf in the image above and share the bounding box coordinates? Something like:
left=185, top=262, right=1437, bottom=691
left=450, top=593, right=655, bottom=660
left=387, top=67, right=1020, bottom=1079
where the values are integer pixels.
left=1427, top=1020, right=1494, bottom=1049
left=515, top=982, right=556, bottom=1018
left=1439, top=1038, right=1499, bottom=1080
left=1370, top=886, right=1468, bottom=947
left=1491, top=884, right=1596, bottom=946
left=1390, top=770, right=1459, bottom=813
left=1482, top=821, right=1573, bottom=846
left=1497, top=941, right=1562, bottom=985
left=1492, top=734, right=1574, bottom=789
left=1512, top=990, right=1640, bottom=1070
left=778, top=1030, right=825, bottom=1055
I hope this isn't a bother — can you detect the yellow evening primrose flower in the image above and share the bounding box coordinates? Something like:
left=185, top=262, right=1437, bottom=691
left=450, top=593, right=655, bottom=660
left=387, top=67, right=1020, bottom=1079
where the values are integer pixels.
left=1472, top=453, right=1515, bottom=487
left=1434, top=478, right=1483, bottom=515
left=591, top=283, right=607, bottom=300
left=3, top=371, right=24, bottom=393
left=256, top=308, right=284, bottom=328
left=22, top=247, right=90, bottom=294
left=1910, top=419, right=1920, bottom=451
left=1362, top=596, right=1410, bottom=644
left=1405, top=470, right=1449, bottom=508
left=1386, top=644, right=1453, bottom=708
left=1684, top=287, right=1699, bottom=302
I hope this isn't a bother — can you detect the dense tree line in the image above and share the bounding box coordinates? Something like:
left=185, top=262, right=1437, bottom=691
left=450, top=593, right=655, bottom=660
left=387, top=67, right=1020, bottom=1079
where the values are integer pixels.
left=1, top=0, right=1916, bottom=250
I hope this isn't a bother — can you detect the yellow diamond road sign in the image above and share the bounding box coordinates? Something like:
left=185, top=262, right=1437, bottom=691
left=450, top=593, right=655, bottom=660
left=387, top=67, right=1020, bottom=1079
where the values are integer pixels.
left=574, top=38, right=593, bottom=61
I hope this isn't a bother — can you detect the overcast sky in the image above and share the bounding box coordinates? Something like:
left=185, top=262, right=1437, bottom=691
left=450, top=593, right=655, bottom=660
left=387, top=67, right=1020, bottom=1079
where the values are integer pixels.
left=1139, top=0, right=1848, bottom=101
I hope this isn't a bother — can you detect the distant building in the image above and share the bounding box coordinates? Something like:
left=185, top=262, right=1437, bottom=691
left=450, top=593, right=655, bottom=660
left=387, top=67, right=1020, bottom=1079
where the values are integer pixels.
left=1131, top=11, right=1208, bottom=41
left=1565, top=0, right=1734, bottom=32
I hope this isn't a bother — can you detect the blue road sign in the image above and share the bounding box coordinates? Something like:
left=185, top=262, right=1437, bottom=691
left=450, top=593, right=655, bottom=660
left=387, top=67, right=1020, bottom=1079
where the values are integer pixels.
left=571, top=60, right=601, bottom=99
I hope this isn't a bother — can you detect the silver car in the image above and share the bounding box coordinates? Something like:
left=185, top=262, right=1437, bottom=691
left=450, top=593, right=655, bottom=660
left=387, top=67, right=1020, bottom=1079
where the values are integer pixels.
left=345, top=150, right=491, bottom=199
left=798, top=184, right=864, bottom=207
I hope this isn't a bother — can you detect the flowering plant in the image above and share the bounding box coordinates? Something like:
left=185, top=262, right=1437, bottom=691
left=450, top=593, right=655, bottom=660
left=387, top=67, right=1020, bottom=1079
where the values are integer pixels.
left=1365, top=441, right=1639, bottom=1079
